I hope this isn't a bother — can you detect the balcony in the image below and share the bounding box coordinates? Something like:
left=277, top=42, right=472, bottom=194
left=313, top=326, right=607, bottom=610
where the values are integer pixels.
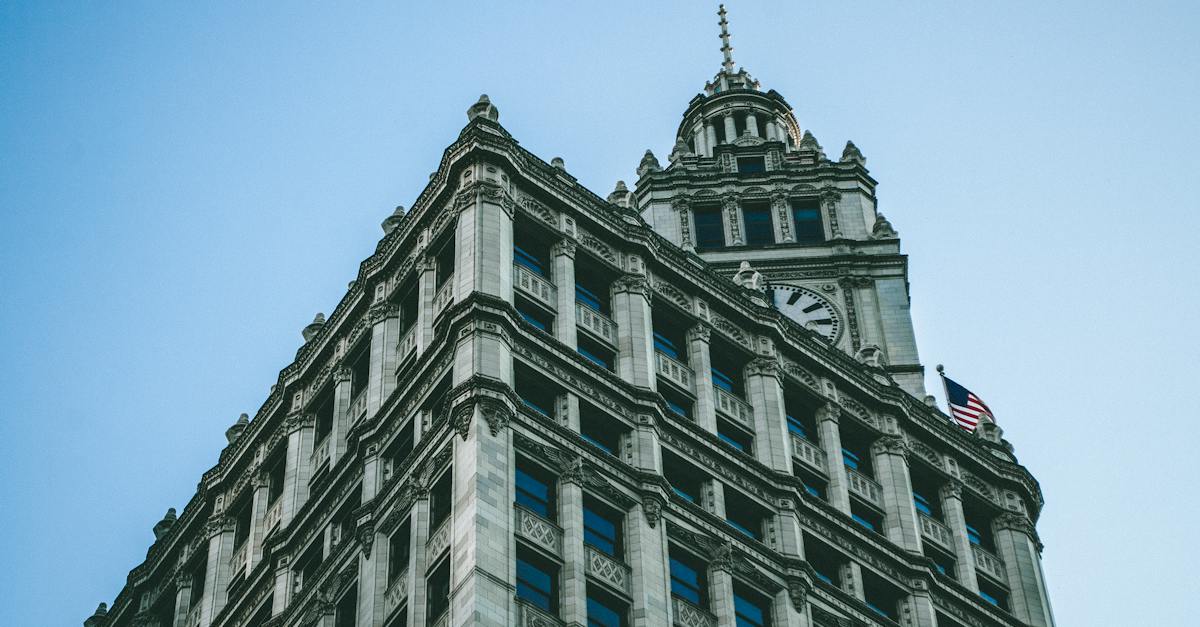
left=426, top=519, right=450, bottom=561
left=263, top=498, right=283, bottom=535
left=585, top=545, right=631, bottom=594
left=434, top=275, right=454, bottom=314
left=575, top=302, right=617, bottom=347
left=713, top=386, right=753, bottom=428
left=918, top=513, right=953, bottom=551
left=348, top=390, right=368, bottom=425
left=790, top=433, right=827, bottom=473
left=514, top=505, right=563, bottom=557
left=382, top=568, right=409, bottom=617
left=517, top=598, right=564, bottom=627
left=845, top=467, right=882, bottom=507
left=973, top=545, right=1006, bottom=582
left=311, top=435, right=331, bottom=471
left=655, top=351, right=693, bottom=391
left=398, top=325, right=417, bottom=363
left=514, top=264, right=556, bottom=310
left=229, top=540, right=248, bottom=576
left=672, top=596, right=717, bottom=627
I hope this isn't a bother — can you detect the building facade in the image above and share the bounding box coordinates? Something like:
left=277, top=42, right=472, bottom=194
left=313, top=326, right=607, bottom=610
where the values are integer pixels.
left=87, top=9, right=1055, bottom=627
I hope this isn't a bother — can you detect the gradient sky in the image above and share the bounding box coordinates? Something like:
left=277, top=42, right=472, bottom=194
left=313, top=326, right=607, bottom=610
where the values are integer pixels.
left=2, top=2, right=1197, bottom=625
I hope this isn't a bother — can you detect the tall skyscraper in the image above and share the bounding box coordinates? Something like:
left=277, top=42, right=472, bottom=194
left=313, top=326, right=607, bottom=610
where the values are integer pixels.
left=87, top=7, right=1054, bottom=627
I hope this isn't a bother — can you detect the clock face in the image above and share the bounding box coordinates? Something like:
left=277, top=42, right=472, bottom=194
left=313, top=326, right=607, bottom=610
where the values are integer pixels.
left=771, top=284, right=841, bottom=342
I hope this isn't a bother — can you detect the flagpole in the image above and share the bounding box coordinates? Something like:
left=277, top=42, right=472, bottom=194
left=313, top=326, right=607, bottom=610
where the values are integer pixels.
left=935, top=364, right=954, bottom=426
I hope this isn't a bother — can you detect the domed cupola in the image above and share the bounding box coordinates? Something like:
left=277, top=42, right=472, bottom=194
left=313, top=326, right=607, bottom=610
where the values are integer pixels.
left=676, top=5, right=802, bottom=157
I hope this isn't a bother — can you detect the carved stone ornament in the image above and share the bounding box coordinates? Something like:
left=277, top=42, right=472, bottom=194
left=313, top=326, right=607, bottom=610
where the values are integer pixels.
left=641, top=495, right=663, bottom=528
left=612, top=274, right=650, bottom=297
left=745, top=357, right=780, bottom=379
left=854, top=345, right=887, bottom=368
left=871, top=213, right=897, bottom=239
left=787, top=577, right=811, bottom=611
left=637, top=149, right=662, bottom=176
left=550, top=239, right=577, bottom=259
left=816, top=401, right=841, bottom=424
left=173, top=569, right=192, bottom=589
left=357, top=520, right=376, bottom=559
left=871, top=435, right=909, bottom=460
left=940, top=480, right=963, bottom=501
left=685, top=323, right=712, bottom=344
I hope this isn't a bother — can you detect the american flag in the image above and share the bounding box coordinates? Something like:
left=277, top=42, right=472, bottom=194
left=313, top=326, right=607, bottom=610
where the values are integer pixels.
left=940, top=371, right=994, bottom=432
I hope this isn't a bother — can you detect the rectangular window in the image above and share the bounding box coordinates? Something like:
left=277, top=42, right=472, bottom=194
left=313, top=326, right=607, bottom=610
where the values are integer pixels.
left=578, top=337, right=615, bottom=372
left=718, top=420, right=753, bottom=454
left=516, top=551, right=558, bottom=613
left=794, top=467, right=827, bottom=501
left=669, top=549, right=707, bottom=607
left=516, top=365, right=558, bottom=418
left=791, top=200, right=825, bottom=244
left=587, top=589, right=627, bottom=627
left=978, top=579, right=1010, bottom=611
left=851, top=502, right=884, bottom=536
left=349, top=341, right=371, bottom=400
left=514, top=244, right=549, bottom=277
left=693, top=206, right=725, bottom=249
left=387, top=520, right=411, bottom=583
left=575, top=266, right=611, bottom=315
left=733, top=585, right=770, bottom=627
left=803, top=536, right=842, bottom=587
left=653, top=331, right=683, bottom=360
left=841, top=448, right=862, bottom=471
left=925, top=546, right=956, bottom=579
left=580, top=408, right=623, bottom=456
left=266, top=454, right=285, bottom=505
left=742, top=202, right=774, bottom=245
left=737, top=156, right=766, bottom=174
left=314, top=392, right=335, bottom=443
left=664, top=454, right=704, bottom=504
left=724, top=489, right=764, bottom=541
left=434, top=238, right=455, bottom=287
left=913, top=491, right=936, bottom=517
left=583, top=499, right=623, bottom=558
left=516, top=461, right=556, bottom=521
left=862, top=572, right=903, bottom=621
left=426, top=558, right=450, bottom=622
left=517, top=302, right=553, bottom=332
left=334, top=584, right=358, bottom=627
left=429, top=472, right=452, bottom=530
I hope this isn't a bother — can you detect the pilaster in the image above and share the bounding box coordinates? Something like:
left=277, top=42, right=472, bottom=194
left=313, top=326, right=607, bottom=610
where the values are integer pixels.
left=367, top=302, right=402, bottom=416
left=686, top=324, right=717, bottom=433
left=281, top=411, right=315, bottom=529
left=406, top=492, right=432, bottom=626
left=171, top=572, right=192, bottom=627
left=416, top=257, right=439, bottom=351
left=552, top=239, right=578, bottom=350
left=745, top=357, right=791, bottom=473
left=939, top=481, right=979, bottom=592
left=871, top=435, right=922, bottom=552
left=708, top=546, right=737, bottom=627
left=612, top=275, right=655, bottom=389
left=331, top=368, right=353, bottom=467
left=558, top=467, right=587, bottom=627
left=198, top=515, right=236, bottom=626
left=455, top=169, right=514, bottom=302
left=628, top=496, right=670, bottom=627
left=815, top=403, right=851, bottom=514
left=995, top=513, right=1056, bottom=626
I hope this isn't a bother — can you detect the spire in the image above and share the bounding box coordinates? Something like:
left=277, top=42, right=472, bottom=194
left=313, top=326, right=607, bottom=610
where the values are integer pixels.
left=718, top=4, right=735, bottom=73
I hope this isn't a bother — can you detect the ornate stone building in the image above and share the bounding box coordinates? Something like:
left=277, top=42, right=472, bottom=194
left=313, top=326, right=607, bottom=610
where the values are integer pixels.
left=87, top=7, right=1055, bottom=627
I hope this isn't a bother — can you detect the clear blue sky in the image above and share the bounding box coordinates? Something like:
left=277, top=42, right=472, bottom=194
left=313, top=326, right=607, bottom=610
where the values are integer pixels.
left=1, top=2, right=1196, bottom=625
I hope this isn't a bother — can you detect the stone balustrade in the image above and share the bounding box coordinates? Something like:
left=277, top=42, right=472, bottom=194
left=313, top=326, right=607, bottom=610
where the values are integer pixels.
left=713, top=385, right=754, bottom=427
left=655, top=350, right=693, bottom=391
left=398, top=324, right=418, bottom=362
left=790, top=433, right=826, bottom=473
left=382, top=568, right=409, bottom=617
left=514, top=264, right=556, bottom=310
left=585, top=545, right=631, bottom=593
left=263, top=497, right=282, bottom=535
left=672, top=596, right=717, bottom=627
left=434, top=276, right=454, bottom=313
left=516, top=598, right=564, bottom=627
left=575, top=302, right=617, bottom=347
left=348, top=390, right=368, bottom=424
left=973, top=544, right=1006, bottom=582
left=311, top=435, right=331, bottom=471
left=918, top=513, right=953, bottom=551
left=514, top=505, right=563, bottom=557
left=230, top=539, right=248, bottom=575
left=426, top=519, right=450, bottom=561
left=845, top=467, right=883, bottom=506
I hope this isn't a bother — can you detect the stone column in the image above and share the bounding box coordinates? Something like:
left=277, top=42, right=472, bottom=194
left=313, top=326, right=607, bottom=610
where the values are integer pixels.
left=171, top=572, right=192, bottom=627
left=612, top=275, right=655, bottom=390
left=448, top=396, right=517, bottom=627
left=551, top=239, right=577, bottom=349
left=628, top=495, right=670, bottom=627
left=416, top=257, right=438, bottom=352
left=694, top=124, right=707, bottom=158
left=840, top=562, right=865, bottom=602
left=745, top=112, right=759, bottom=137
left=995, top=513, right=1056, bottom=626
left=247, top=473, right=270, bottom=570
left=721, top=195, right=742, bottom=246
left=765, top=120, right=779, bottom=143
left=709, top=546, right=737, bottom=627
left=816, top=402, right=851, bottom=514
left=706, top=479, right=727, bottom=520
left=406, top=490, right=432, bottom=627
left=357, top=444, right=385, bottom=627
left=905, top=583, right=938, bottom=627
left=939, top=481, right=979, bottom=592
left=745, top=358, right=791, bottom=473
left=330, top=366, right=353, bottom=467
left=871, top=435, right=922, bottom=552
left=686, top=324, right=717, bottom=433
left=281, top=411, right=315, bottom=529
left=367, top=302, right=401, bottom=415
left=705, top=122, right=718, bottom=155
left=558, top=464, right=587, bottom=627
left=270, top=555, right=292, bottom=618
left=456, top=165, right=515, bottom=303
left=723, top=115, right=737, bottom=144
left=198, top=515, right=236, bottom=626
left=771, top=193, right=793, bottom=243
left=774, top=497, right=803, bottom=559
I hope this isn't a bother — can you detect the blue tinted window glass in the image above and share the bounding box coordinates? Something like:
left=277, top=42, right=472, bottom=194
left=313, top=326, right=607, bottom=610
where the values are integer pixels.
left=814, top=570, right=833, bottom=585
left=913, top=492, right=933, bottom=516
left=672, top=486, right=695, bottom=502
left=726, top=518, right=758, bottom=539
left=866, top=602, right=889, bottom=618
left=791, top=203, right=825, bottom=244
left=516, top=557, right=554, bottom=611
left=576, top=284, right=604, bottom=312
left=522, top=398, right=550, bottom=417
left=852, top=513, right=876, bottom=532
left=519, top=308, right=547, bottom=331
left=719, top=431, right=747, bottom=452
left=979, top=589, right=1000, bottom=606
left=587, top=596, right=623, bottom=627
left=842, top=448, right=861, bottom=470
left=666, top=399, right=690, bottom=418
left=693, top=208, right=725, bottom=249
left=786, top=414, right=809, bottom=439
left=516, top=468, right=552, bottom=518
left=711, top=368, right=735, bottom=392
left=584, top=507, right=620, bottom=557
left=669, top=557, right=704, bottom=605
left=578, top=346, right=610, bottom=369
left=966, top=524, right=982, bottom=546
left=514, top=245, right=546, bottom=276
left=802, top=481, right=824, bottom=499
left=654, top=332, right=680, bottom=359
left=734, top=593, right=767, bottom=627
left=742, top=205, right=774, bottom=246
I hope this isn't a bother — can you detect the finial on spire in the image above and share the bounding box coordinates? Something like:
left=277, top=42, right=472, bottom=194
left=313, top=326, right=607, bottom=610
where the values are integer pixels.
left=718, top=5, right=735, bottom=73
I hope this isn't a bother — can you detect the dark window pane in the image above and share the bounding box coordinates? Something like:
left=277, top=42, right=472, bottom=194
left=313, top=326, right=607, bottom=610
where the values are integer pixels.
left=737, top=156, right=766, bottom=174
left=584, top=505, right=622, bottom=557
left=791, top=201, right=825, bottom=244
left=516, top=556, right=556, bottom=612
left=515, top=245, right=548, bottom=277
left=734, top=592, right=768, bottom=627
left=516, top=466, right=554, bottom=520
left=587, top=594, right=625, bottom=627
left=693, top=207, right=725, bottom=249
left=669, top=555, right=706, bottom=606
left=742, top=203, right=774, bottom=245
left=654, top=332, right=681, bottom=359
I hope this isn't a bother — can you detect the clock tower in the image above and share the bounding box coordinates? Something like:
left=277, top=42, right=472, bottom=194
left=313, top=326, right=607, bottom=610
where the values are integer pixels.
left=635, top=5, right=925, bottom=396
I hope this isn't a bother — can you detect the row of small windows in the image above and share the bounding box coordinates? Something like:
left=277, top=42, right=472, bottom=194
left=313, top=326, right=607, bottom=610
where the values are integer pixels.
left=693, top=199, right=825, bottom=249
